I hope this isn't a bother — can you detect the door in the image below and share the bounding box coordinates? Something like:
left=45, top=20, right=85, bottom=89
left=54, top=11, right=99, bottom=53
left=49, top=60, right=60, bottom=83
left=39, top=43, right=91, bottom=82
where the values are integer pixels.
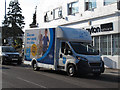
left=58, top=41, right=72, bottom=68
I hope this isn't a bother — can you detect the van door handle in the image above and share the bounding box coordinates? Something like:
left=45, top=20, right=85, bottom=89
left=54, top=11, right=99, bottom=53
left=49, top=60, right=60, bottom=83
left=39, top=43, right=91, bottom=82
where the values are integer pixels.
left=60, top=54, right=63, bottom=58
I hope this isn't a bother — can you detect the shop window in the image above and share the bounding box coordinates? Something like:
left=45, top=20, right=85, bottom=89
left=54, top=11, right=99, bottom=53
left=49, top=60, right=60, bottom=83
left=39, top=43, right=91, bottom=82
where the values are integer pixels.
left=104, top=0, right=117, bottom=5
left=112, top=34, right=120, bottom=55
left=53, top=7, right=62, bottom=20
left=119, top=34, right=120, bottom=55
left=108, top=35, right=111, bottom=55
left=94, top=36, right=99, bottom=51
left=100, top=36, right=107, bottom=55
left=85, top=0, right=96, bottom=11
left=68, top=1, right=79, bottom=15
left=93, top=34, right=120, bottom=56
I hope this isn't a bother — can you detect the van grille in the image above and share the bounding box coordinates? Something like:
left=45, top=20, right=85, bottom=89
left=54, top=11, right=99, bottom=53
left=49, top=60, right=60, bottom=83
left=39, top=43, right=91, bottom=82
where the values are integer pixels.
left=89, top=63, right=101, bottom=67
left=7, top=54, right=19, bottom=58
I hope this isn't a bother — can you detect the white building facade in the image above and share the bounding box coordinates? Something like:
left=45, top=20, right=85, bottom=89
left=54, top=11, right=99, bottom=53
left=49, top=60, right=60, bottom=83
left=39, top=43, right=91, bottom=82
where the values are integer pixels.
left=0, top=27, right=2, bottom=46
left=37, top=0, right=120, bottom=69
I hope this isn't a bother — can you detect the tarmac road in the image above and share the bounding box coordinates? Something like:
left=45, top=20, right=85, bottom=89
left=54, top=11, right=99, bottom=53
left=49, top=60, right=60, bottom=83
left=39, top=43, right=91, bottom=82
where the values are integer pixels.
left=0, top=64, right=119, bottom=89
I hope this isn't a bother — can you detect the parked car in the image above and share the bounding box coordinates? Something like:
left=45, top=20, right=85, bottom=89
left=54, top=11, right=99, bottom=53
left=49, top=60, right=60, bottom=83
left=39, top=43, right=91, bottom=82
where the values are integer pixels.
left=0, top=46, right=22, bottom=65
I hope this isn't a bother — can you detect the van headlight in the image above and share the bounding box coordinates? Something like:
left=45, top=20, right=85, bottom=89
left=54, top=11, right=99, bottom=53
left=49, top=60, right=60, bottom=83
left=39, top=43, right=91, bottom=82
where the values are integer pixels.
left=2, top=53, right=8, bottom=57
left=76, top=56, right=88, bottom=62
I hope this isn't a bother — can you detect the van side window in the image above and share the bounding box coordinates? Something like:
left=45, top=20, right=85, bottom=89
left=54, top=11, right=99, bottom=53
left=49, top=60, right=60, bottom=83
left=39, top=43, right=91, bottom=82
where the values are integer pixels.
left=61, top=42, right=70, bottom=54
left=61, top=42, right=65, bottom=53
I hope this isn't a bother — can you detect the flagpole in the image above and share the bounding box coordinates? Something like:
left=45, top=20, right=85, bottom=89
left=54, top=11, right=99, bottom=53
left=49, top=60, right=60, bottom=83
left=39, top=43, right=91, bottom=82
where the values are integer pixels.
left=5, top=0, right=6, bottom=19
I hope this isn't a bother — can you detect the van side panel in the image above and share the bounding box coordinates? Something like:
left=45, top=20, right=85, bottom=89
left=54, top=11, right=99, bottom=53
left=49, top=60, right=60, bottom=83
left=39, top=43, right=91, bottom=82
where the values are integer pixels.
left=24, top=28, right=55, bottom=65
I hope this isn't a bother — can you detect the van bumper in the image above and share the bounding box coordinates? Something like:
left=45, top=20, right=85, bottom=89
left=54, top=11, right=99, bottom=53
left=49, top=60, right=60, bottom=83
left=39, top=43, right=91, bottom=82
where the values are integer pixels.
left=76, top=60, right=105, bottom=74
left=2, top=56, right=22, bottom=64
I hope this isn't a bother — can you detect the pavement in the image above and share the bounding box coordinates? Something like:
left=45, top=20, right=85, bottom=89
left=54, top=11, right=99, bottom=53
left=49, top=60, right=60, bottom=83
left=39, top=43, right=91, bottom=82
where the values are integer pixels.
left=104, top=68, right=120, bottom=76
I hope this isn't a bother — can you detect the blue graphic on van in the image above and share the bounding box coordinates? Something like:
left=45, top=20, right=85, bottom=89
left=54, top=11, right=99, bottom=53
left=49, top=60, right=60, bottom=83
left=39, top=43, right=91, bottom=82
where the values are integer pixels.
left=25, top=48, right=31, bottom=61
left=63, top=57, right=66, bottom=64
left=37, top=28, right=55, bottom=65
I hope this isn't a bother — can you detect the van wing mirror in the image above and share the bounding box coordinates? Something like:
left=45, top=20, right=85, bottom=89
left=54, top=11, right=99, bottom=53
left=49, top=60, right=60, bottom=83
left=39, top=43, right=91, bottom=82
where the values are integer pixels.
left=64, top=49, right=73, bottom=55
left=68, top=50, right=73, bottom=55
left=64, top=49, right=68, bottom=55
left=97, top=50, right=99, bottom=54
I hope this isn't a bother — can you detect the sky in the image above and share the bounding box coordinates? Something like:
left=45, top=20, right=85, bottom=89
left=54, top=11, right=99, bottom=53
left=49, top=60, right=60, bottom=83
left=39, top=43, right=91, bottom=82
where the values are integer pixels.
left=0, top=0, right=41, bottom=31
left=0, top=0, right=66, bottom=31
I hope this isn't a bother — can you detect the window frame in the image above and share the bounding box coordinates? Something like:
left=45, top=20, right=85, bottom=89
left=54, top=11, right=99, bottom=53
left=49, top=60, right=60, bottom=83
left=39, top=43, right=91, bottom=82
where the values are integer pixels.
left=85, top=0, right=97, bottom=11
left=68, top=1, right=79, bottom=15
left=53, top=7, right=62, bottom=20
left=44, top=10, right=54, bottom=22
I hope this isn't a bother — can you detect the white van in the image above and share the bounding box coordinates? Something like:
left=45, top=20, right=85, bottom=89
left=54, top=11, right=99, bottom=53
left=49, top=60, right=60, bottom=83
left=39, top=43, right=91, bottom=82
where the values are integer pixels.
left=24, top=26, right=105, bottom=76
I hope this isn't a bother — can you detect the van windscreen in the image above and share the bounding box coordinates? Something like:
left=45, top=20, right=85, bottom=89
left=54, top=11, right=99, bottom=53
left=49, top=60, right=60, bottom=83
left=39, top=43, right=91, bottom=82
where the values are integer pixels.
left=70, top=42, right=99, bottom=55
left=2, top=47, right=16, bottom=52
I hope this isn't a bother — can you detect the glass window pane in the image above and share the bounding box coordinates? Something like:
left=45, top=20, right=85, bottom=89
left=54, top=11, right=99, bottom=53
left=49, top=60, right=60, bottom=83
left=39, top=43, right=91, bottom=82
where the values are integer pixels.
left=46, top=11, right=53, bottom=21
left=100, top=36, right=107, bottom=55
left=54, top=8, right=62, bottom=19
left=108, top=35, right=111, bottom=55
left=72, top=2, right=79, bottom=14
left=85, top=0, right=96, bottom=10
left=112, top=34, right=119, bottom=55
left=91, top=0, right=96, bottom=8
left=118, top=34, right=120, bottom=55
left=94, top=36, right=99, bottom=51
left=104, top=0, right=117, bottom=5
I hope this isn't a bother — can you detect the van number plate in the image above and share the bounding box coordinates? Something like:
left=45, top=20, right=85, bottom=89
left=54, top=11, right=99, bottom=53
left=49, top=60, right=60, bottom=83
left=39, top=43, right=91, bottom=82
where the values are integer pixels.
left=12, top=58, right=18, bottom=61
left=93, top=69, right=100, bottom=72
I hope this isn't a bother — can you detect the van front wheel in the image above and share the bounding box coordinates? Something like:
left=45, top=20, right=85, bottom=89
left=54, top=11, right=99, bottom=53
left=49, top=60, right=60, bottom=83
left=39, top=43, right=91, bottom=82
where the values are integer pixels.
left=33, top=62, right=40, bottom=71
left=67, top=64, right=76, bottom=77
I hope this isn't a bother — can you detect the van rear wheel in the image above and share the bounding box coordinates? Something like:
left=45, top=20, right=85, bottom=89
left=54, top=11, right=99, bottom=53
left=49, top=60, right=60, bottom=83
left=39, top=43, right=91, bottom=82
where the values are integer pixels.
left=67, top=64, right=76, bottom=77
left=33, top=62, right=40, bottom=71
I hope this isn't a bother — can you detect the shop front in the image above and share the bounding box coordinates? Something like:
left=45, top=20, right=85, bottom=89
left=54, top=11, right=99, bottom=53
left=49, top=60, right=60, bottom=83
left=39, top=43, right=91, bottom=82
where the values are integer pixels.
left=64, top=16, right=120, bottom=69
left=90, top=22, right=120, bottom=69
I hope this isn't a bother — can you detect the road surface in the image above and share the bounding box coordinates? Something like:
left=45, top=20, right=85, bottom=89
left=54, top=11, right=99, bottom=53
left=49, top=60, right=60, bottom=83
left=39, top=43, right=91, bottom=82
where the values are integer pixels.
left=0, top=64, right=119, bottom=89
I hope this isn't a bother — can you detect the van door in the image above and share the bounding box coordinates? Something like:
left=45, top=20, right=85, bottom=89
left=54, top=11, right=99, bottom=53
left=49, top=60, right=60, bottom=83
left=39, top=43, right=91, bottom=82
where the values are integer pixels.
left=58, top=41, right=72, bottom=68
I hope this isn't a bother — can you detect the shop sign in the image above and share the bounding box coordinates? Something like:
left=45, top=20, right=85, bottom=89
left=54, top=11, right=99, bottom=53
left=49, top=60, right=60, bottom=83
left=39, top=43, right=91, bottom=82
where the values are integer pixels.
left=86, top=23, right=113, bottom=34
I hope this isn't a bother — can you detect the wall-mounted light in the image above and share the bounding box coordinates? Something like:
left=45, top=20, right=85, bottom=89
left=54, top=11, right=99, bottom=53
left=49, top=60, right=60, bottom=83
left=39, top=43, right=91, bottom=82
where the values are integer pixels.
left=88, top=21, right=92, bottom=26
left=62, top=16, right=68, bottom=21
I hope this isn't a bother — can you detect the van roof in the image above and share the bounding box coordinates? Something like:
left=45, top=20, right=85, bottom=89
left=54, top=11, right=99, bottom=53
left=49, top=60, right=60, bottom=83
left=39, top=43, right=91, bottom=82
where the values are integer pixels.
left=56, top=26, right=92, bottom=43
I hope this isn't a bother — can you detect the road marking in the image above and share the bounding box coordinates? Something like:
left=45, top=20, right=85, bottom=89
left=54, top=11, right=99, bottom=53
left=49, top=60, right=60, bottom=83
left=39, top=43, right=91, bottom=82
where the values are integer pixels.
left=104, top=73, right=119, bottom=76
left=17, top=77, right=47, bottom=88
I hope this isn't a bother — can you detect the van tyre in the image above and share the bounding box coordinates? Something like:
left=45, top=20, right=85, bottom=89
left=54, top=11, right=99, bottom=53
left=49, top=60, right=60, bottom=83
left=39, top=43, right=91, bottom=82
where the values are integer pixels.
left=17, top=61, right=22, bottom=65
left=67, top=64, right=76, bottom=77
left=1, top=59, right=5, bottom=65
left=33, top=62, right=40, bottom=71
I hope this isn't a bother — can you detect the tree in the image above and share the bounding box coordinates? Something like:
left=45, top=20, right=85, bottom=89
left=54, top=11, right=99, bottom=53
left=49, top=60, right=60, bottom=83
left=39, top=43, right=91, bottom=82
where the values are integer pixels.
left=2, top=0, right=25, bottom=47
left=3, top=1, right=25, bottom=29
